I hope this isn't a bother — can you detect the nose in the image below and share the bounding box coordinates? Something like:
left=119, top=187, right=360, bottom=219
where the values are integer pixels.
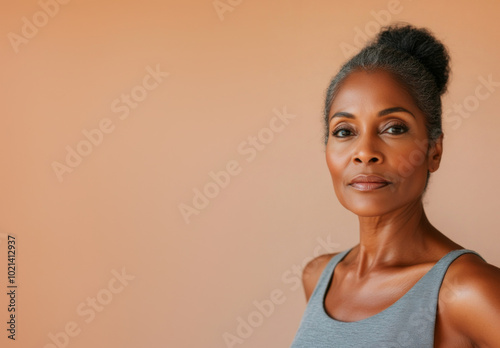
left=352, top=134, right=383, bottom=164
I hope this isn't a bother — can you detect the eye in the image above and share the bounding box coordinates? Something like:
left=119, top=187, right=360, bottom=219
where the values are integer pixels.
left=385, top=122, right=409, bottom=135
left=331, top=126, right=354, bottom=138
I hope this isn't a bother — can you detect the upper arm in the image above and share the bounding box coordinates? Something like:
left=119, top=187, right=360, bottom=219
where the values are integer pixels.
left=302, top=253, right=337, bottom=303
left=440, top=254, right=500, bottom=347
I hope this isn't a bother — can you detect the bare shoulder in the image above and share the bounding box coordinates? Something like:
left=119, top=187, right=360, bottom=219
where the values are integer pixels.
left=302, top=252, right=339, bottom=302
left=439, top=252, right=500, bottom=347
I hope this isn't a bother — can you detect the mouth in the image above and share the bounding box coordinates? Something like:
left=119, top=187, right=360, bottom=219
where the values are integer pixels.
left=349, top=182, right=390, bottom=191
left=348, top=174, right=392, bottom=192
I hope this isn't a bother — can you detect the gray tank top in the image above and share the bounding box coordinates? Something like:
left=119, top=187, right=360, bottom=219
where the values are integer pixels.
left=290, top=248, right=484, bottom=348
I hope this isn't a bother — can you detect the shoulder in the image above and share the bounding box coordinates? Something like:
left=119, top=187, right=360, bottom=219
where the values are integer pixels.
left=302, top=252, right=338, bottom=302
left=438, top=251, right=500, bottom=347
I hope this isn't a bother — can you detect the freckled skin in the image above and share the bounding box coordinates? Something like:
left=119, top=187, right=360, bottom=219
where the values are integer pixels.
left=302, top=69, right=500, bottom=347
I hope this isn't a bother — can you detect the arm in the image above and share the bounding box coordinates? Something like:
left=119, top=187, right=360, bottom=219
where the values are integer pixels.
left=439, top=254, right=500, bottom=347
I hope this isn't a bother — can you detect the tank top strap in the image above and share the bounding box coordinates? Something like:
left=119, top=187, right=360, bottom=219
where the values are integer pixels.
left=307, top=248, right=353, bottom=307
left=401, top=248, right=485, bottom=305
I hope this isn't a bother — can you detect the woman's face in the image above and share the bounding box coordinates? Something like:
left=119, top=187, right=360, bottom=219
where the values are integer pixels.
left=325, top=69, right=443, bottom=217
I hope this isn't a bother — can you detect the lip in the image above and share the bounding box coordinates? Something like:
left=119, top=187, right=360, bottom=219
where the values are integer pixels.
left=349, top=182, right=390, bottom=191
left=349, top=174, right=391, bottom=191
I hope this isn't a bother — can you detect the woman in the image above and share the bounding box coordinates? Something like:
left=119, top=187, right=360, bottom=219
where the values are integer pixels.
left=291, top=24, right=500, bottom=347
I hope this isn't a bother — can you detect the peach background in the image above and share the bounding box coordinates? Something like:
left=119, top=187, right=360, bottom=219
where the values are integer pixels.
left=1, top=0, right=500, bottom=347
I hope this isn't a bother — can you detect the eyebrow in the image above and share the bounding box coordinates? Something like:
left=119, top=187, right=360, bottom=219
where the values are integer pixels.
left=329, top=107, right=415, bottom=123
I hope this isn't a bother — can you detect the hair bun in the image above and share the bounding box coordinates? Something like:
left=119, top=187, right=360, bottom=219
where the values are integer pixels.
left=374, top=24, right=450, bottom=94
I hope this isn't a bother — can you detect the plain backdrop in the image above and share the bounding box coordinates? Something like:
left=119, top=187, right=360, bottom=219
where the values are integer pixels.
left=1, top=0, right=500, bottom=347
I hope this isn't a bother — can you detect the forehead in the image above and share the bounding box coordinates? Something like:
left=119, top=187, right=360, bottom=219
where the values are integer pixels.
left=330, top=69, right=419, bottom=115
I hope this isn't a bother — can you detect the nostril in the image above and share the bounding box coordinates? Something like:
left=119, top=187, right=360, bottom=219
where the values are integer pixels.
left=354, top=156, right=379, bottom=163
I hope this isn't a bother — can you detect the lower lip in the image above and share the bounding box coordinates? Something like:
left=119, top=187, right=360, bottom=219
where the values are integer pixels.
left=349, top=182, right=390, bottom=191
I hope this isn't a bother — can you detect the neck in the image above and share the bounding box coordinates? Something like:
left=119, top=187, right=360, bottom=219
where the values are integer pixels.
left=353, top=199, right=437, bottom=275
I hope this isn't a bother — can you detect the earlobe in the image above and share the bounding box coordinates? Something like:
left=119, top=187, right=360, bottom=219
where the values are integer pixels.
left=428, top=134, right=444, bottom=173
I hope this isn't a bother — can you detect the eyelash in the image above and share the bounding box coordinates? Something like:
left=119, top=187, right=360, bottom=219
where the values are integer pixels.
left=331, top=121, right=409, bottom=138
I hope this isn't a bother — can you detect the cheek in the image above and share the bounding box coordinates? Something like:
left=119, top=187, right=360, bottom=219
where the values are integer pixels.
left=391, top=142, right=430, bottom=182
left=325, top=147, right=350, bottom=185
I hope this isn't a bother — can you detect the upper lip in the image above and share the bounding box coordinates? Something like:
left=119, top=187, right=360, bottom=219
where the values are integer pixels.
left=349, top=174, right=391, bottom=184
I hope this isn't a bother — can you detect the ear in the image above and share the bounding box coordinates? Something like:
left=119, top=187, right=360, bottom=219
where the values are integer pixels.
left=427, top=133, right=444, bottom=173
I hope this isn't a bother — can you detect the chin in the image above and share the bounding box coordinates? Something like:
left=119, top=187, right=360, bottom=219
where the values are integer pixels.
left=338, top=196, right=396, bottom=217
left=346, top=206, right=391, bottom=218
